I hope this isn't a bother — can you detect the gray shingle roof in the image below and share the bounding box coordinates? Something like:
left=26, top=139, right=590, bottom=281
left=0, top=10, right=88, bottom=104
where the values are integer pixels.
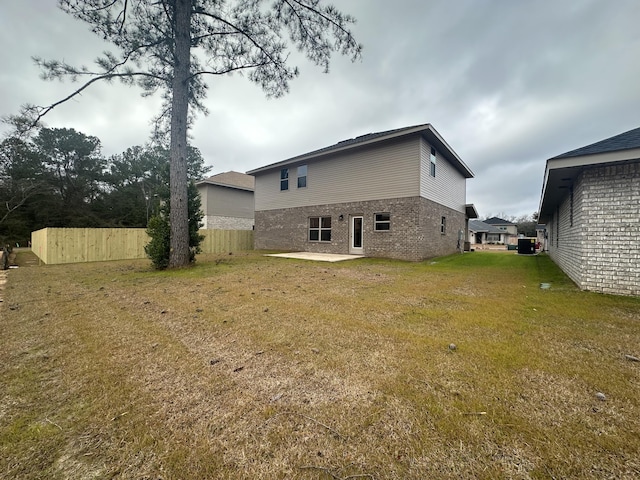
left=308, top=125, right=418, bottom=156
left=552, top=126, right=640, bottom=159
left=484, top=216, right=516, bottom=226
left=247, top=123, right=474, bottom=178
left=469, top=219, right=505, bottom=234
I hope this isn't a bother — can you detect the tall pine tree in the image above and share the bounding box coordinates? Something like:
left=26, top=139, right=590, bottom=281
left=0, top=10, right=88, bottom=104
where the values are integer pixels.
left=21, top=0, right=362, bottom=268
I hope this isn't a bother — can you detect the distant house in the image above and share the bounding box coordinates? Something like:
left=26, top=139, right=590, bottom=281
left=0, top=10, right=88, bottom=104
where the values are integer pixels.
left=538, top=126, right=640, bottom=296
left=483, top=217, right=518, bottom=244
left=247, top=123, right=478, bottom=261
left=468, top=219, right=509, bottom=246
left=196, top=171, right=255, bottom=230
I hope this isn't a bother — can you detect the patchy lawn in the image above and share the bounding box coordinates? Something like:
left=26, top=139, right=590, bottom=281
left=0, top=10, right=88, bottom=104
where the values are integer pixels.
left=1, top=250, right=639, bottom=479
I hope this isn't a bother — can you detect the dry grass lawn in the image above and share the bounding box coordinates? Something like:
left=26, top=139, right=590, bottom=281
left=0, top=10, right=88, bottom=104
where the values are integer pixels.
left=1, top=249, right=639, bottom=479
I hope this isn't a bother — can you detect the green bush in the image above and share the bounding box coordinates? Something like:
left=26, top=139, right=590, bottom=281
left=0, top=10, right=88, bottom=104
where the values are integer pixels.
left=144, top=214, right=171, bottom=270
left=145, top=182, right=204, bottom=270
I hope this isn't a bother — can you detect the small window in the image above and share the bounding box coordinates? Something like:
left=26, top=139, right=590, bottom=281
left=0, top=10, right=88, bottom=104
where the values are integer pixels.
left=309, top=216, right=331, bottom=242
left=297, top=165, right=307, bottom=188
left=280, top=168, right=289, bottom=191
left=556, top=206, right=559, bottom=246
left=374, top=213, right=391, bottom=231
left=440, top=216, right=446, bottom=234
left=569, top=186, right=574, bottom=227
left=430, top=147, right=436, bottom=177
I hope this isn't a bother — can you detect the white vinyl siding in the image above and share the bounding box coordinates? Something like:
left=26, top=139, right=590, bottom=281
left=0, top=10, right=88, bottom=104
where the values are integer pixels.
left=254, top=136, right=421, bottom=211
left=419, top=138, right=466, bottom=212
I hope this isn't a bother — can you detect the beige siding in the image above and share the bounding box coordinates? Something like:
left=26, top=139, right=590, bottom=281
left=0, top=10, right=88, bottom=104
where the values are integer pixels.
left=198, top=184, right=209, bottom=217
left=419, top=137, right=467, bottom=212
left=254, top=136, right=421, bottom=211
left=198, top=185, right=254, bottom=219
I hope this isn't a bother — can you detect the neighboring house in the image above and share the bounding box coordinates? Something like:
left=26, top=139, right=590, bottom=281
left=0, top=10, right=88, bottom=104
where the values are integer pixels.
left=538, top=126, right=640, bottom=296
left=196, top=171, right=255, bottom=230
left=247, top=123, right=477, bottom=261
left=483, top=217, right=518, bottom=244
left=468, top=219, right=509, bottom=246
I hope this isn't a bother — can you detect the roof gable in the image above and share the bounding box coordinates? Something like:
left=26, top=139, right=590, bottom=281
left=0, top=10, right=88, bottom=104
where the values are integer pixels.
left=247, top=123, right=474, bottom=179
left=484, top=216, right=516, bottom=226
left=197, top=171, right=255, bottom=191
left=553, top=126, right=640, bottom=159
left=469, top=219, right=505, bottom=234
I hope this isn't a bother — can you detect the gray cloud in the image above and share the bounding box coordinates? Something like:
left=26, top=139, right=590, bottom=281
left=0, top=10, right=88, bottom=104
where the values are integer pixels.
left=2, top=0, right=639, bottom=218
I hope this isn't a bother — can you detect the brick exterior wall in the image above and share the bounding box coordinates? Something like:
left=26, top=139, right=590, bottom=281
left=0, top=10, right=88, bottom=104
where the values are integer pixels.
left=547, top=161, right=640, bottom=296
left=254, top=197, right=465, bottom=261
left=203, top=215, right=254, bottom=230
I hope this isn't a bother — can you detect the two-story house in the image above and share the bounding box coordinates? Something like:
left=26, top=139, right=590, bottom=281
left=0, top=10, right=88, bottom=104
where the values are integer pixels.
left=247, top=124, right=477, bottom=261
left=196, top=171, right=255, bottom=230
left=483, top=216, right=518, bottom=245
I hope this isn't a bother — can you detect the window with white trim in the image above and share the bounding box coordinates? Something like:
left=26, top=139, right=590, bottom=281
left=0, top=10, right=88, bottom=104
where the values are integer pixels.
left=309, top=216, right=331, bottom=242
left=374, top=213, right=391, bottom=231
left=430, top=147, right=436, bottom=177
left=280, top=168, right=289, bottom=191
left=297, top=165, right=307, bottom=188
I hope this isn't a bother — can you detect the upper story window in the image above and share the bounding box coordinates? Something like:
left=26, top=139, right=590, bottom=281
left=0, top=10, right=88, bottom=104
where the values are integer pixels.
left=374, top=213, right=391, bottom=231
left=430, top=147, right=436, bottom=177
left=280, top=168, right=289, bottom=191
left=440, top=216, right=446, bottom=234
left=297, top=165, right=307, bottom=188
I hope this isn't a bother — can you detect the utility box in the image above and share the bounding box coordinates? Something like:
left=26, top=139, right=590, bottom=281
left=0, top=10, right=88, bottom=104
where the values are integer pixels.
left=518, top=238, right=535, bottom=255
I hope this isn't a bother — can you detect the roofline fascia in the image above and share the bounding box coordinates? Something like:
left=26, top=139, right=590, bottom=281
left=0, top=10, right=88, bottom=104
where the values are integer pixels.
left=465, top=203, right=479, bottom=218
left=247, top=124, right=432, bottom=174
left=429, top=126, right=475, bottom=178
left=247, top=124, right=475, bottom=178
left=195, top=180, right=254, bottom=192
left=549, top=147, right=640, bottom=168
left=538, top=147, right=640, bottom=220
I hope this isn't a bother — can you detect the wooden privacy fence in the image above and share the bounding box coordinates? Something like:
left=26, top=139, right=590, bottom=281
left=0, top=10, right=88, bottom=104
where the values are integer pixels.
left=31, top=228, right=254, bottom=265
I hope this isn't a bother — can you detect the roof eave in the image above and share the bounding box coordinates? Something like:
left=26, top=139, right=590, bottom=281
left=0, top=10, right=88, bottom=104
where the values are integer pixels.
left=195, top=180, right=254, bottom=192
left=465, top=204, right=479, bottom=219
left=538, top=147, right=640, bottom=222
left=247, top=125, right=432, bottom=175
left=247, top=124, right=475, bottom=179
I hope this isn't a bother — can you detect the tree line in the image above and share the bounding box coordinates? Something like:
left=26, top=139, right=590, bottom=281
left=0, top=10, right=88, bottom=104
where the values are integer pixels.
left=0, top=127, right=210, bottom=247
left=15, top=0, right=361, bottom=268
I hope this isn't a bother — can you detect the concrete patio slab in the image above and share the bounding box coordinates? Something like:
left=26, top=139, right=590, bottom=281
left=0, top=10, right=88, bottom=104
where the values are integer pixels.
left=265, top=252, right=365, bottom=262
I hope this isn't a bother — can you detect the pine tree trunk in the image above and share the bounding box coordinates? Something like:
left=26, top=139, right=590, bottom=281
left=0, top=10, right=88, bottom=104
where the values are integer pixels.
left=168, top=0, right=192, bottom=268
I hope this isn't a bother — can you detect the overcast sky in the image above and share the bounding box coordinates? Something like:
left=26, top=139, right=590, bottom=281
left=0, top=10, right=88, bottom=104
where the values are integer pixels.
left=1, top=0, right=639, bottom=219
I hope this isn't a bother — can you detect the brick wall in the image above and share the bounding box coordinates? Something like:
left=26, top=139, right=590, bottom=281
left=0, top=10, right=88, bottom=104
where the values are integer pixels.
left=548, top=160, right=640, bottom=296
left=547, top=176, right=585, bottom=286
left=254, top=197, right=465, bottom=261
left=203, top=215, right=254, bottom=230
left=418, top=197, right=466, bottom=259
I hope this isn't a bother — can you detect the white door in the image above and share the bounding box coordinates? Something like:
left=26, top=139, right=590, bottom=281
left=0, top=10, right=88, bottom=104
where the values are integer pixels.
left=349, top=216, right=364, bottom=255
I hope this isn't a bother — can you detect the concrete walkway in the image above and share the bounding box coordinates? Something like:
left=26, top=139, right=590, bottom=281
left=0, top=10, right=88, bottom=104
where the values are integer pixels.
left=265, top=252, right=365, bottom=262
